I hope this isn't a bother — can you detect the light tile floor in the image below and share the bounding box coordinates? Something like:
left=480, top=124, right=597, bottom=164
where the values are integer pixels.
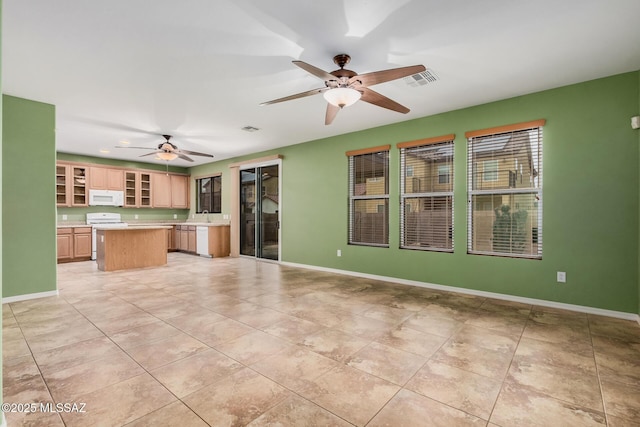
left=3, top=253, right=640, bottom=426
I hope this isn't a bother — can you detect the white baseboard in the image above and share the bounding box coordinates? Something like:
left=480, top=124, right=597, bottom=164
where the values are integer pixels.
left=2, top=290, right=59, bottom=304
left=281, top=261, right=640, bottom=324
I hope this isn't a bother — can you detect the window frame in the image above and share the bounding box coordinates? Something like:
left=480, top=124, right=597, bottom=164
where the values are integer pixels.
left=398, top=134, right=455, bottom=252
left=195, top=174, right=222, bottom=214
left=466, top=120, right=545, bottom=259
left=347, top=145, right=390, bottom=247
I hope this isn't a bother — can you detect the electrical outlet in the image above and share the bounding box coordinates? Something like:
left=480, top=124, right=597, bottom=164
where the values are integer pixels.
left=134, top=214, right=138, bottom=220
left=62, top=214, right=67, bottom=221
left=337, top=249, right=342, bottom=257
left=557, top=271, right=566, bottom=283
left=173, top=214, right=177, bottom=219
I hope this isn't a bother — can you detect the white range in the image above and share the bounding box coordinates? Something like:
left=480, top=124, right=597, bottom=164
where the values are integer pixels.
left=86, top=212, right=128, bottom=260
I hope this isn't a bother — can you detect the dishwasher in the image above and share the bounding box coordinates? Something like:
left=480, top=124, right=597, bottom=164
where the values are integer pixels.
left=196, top=226, right=210, bottom=257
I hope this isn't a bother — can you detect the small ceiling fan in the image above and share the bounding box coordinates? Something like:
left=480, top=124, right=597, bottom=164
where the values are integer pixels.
left=260, top=54, right=426, bottom=125
left=115, top=134, right=214, bottom=162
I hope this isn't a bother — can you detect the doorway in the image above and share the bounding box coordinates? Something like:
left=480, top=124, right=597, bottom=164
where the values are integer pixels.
left=239, top=163, right=280, bottom=260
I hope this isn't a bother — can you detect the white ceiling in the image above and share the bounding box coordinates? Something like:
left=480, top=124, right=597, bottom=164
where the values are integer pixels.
left=4, top=0, right=640, bottom=166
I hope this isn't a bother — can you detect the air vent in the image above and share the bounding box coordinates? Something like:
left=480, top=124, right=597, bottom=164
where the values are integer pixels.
left=404, top=69, right=439, bottom=87
left=241, top=125, right=260, bottom=132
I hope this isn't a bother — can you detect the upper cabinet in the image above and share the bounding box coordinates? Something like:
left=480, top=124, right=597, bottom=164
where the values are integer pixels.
left=57, top=161, right=189, bottom=209
left=152, top=173, right=189, bottom=209
left=125, top=171, right=152, bottom=208
left=171, top=174, right=189, bottom=209
left=56, top=165, right=69, bottom=206
left=152, top=173, right=172, bottom=208
left=56, top=163, right=88, bottom=207
left=90, top=167, right=124, bottom=191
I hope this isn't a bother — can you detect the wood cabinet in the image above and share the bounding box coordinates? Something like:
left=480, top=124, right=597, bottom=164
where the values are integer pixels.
left=152, top=173, right=189, bottom=208
left=56, top=165, right=70, bottom=206
left=56, top=164, right=88, bottom=207
left=174, top=224, right=229, bottom=257
left=96, top=228, right=168, bottom=271
left=188, top=226, right=197, bottom=253
left=152, top=173, right=172, bottom=208
left=167, top=226, right=178, bottom=251
left=90, top=167, right=124, bottom=191
left=73, top=227, right=93, bottom=259
left=208, top=225, right=231, bottom=257
left=57, top=161, right=188, bottom=210
left=125, top=171, right=152, bottom=208
left=175, top=225, right=196, bottom=252
left=56, top=228, right=73, bottom=262
left=57, top=227, right=92, bottom=263
left=177, top=225, right=189, bottom=251
left=71, top=166, right=88, bottom=206
left=171, top=175, right=189, bottom=209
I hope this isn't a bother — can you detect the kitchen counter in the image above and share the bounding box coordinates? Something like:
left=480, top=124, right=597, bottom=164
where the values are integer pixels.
left=96, top=227, right=169, bottom=271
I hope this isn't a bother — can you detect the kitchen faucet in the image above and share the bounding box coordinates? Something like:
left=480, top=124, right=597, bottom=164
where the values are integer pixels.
left=202, top=210, right=210, bottom=222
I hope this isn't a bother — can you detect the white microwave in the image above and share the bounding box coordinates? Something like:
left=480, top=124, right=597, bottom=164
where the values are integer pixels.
left=89, top=190, right=124, bottom=206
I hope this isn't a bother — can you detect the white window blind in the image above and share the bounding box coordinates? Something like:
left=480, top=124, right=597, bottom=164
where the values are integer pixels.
left=347, top=146, right=390, bottom=247
left=399, top=135, right=454, bottom=252
left=466, top=120, right=544, bottom=258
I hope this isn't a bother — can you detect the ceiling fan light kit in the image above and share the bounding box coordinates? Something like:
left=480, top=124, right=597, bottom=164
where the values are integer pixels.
left=323, top=87, right=361, bottom=108
left=261, top=53, right=426, bottom=124
left=156, top=152, right=178, bottom=161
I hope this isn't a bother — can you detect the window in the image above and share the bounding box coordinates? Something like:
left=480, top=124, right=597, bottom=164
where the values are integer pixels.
left=467, top=120, right=544, bottom=258
left=438, top=165, right=451, bottom=184
left=482, top=160, right=498, bottom=182
left=399, top=134, right=454, bottom=252
left=347, top=146, right=390, bottom=246
left=196, top=175, right=222, bottom=213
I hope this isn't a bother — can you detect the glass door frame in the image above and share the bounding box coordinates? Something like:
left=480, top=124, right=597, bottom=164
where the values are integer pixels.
left=238, top=158, right=282, bottom=262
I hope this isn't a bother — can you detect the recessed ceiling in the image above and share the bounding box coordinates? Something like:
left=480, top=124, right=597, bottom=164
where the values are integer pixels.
left=4, top=0, right=640, bottom=166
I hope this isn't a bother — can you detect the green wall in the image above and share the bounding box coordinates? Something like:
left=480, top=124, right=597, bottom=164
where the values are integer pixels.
left=56, top=152, right=190, bottom=223
left=2, top=95, right=57, bottom=298
left=192, top=71, right=640, bottom=314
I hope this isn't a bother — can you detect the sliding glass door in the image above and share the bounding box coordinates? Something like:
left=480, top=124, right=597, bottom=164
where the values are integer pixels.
left=240, top=163, right=280, bottom=260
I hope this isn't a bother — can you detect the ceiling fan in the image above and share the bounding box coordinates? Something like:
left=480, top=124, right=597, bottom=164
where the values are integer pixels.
left=260, top=54, right=426, bottom=125
left=115, top=134, right=214, bottom=162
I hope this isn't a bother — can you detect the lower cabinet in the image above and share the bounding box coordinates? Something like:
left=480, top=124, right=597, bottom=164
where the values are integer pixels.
left=187, top=226, right=197, bottom=253
left=57, top=227, right=92, bottom=263
left=208, top=225, right=231, bottom=257
left=57, top=229, right=73, bottom=262
left=167, top=226, right=178, bottom=251
left=178, top=226, right=189, bottom=252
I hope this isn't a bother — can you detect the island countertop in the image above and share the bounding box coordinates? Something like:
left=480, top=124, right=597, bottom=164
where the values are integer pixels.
left=93, top=225, right=173, bottom=231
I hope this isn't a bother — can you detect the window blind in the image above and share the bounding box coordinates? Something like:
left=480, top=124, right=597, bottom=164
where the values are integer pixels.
left=400, top=137, right=454, bottom=251
left=467, top=121, right=543, bottom=258
left=348, top=149, right=389, bottom=246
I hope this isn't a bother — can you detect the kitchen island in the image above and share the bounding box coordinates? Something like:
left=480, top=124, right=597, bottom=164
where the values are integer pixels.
left=95, top=226, right=172, bottom=271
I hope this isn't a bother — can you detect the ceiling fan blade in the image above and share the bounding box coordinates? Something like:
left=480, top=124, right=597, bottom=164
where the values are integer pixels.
left=139, top=151, right=161, bottom=157
left=325, top=103, right=340, bottom=125
left=351, top=65, right=426, bottom=87
left=293, top=60, right=335, bottom=81
left=260, top=87, right=328, bottom=106
left=360, top=87, right=410, bottom=114
left=176, top=153, right=194, bottom=162
left=179, top=149, right=214, bottom=158
left=115, top=146, right=156, bottom=150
